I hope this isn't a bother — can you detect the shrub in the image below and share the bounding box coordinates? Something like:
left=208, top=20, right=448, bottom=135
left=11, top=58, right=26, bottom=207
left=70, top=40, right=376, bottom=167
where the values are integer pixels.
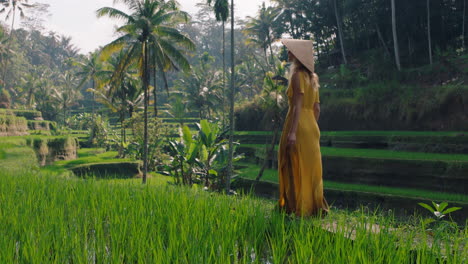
left=0, top=89, right=11, bottom=109
left=124, top=113, right=171, bottom=172
left=10, top=110, right=42, bottom=120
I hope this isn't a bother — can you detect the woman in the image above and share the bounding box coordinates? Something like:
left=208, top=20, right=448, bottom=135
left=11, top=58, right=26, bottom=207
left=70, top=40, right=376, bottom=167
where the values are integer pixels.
left=278, top=39, right=329, bottom=217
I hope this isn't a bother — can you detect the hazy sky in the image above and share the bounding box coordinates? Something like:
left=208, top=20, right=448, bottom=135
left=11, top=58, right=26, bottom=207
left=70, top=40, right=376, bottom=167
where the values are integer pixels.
left=20, top=0, right=272, bottom=54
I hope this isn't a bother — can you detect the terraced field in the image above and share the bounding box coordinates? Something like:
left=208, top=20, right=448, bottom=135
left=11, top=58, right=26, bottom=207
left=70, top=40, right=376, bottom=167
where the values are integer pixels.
left=234, top=130, right=468, bottom=221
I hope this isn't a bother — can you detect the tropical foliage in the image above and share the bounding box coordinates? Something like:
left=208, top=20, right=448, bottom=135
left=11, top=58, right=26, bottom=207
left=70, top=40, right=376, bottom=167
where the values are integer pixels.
left=97, top=0, right=195, bottom=182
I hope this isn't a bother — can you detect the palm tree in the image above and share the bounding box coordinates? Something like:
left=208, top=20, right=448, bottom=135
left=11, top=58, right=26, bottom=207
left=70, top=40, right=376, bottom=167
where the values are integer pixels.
left=0, top=27, right=12, bottom=89
left=35, top=69, right=57, bottom=120
left=53, top=72, right=81, bottom=126
left=89, top=50, right=143, bottom=145
left=164, top=91, right=188, bottom=127
left=271, top=0, right=301, bottom=38
left=255, top=62, right=286, bottom=182
left=20, top=65, right=46, bottom=108
left=97, top=0, right=195, bottom=183
left=75, top=51, right=106, bottom=114
left=244, top=2, right=279, bottom=68
left=175, top=52, right=222, bottom=120
left=207, top=0, right=228, bottom=125
left=0, top=0, right=35, bottom=82
left=0, top=0, right=35, bottom=37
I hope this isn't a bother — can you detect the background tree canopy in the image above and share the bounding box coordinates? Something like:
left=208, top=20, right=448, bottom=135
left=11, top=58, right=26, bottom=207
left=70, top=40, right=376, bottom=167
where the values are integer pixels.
left=0, top=0, right=466, bottom=131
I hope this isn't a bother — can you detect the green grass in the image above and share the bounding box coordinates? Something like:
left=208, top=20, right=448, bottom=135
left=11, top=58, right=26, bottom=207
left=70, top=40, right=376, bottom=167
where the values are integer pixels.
left=52, top=149, right=135, bottom=169
left=241, top=144, right=468, bottom=162
left=235, top=131, right=276, bottom=136
left=238, top=163, right=468, bottom=203
left=0, top=135, right=73, bottom=144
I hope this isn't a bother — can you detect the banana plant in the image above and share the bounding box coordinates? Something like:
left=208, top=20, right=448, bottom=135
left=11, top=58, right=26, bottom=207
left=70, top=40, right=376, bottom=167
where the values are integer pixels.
left=165, top=120, right=243, bottom=190
left=197, top=119, right=227, bottom=187
left=418, top=201, right=462, bottom=239
left=209, top=143, right=244, bottom=191
left=418, top=202, right=461, bottom=221
left=167, top=125, right=201, bottom=186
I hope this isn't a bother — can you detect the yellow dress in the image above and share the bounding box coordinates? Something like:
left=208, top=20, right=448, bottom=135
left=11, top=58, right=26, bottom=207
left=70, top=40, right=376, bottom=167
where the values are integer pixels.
left=278, top=71, right=329, bottom=217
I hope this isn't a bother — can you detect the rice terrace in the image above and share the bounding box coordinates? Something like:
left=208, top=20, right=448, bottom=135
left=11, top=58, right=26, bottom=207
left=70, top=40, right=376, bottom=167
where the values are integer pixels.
left=0, top=0, right=467, bottom=263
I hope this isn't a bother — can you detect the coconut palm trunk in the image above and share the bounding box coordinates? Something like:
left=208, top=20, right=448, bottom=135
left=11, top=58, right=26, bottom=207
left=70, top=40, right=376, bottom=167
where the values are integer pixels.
left=463, top=0, right=466, bottom=49
left=153, top=54, right=158, bottom=117
left=391, top=0, right=401, bottom=71
left=222, top=21, right=226, bottom=127
left=427, top=0, right=433, bottom=65
left=92, top=78, right=96, bottom=114
left=226, top=0, right=235, bottom=193
left=143, top=41, right=149, bottom=184
left=333, top=0, right=347, bottom=65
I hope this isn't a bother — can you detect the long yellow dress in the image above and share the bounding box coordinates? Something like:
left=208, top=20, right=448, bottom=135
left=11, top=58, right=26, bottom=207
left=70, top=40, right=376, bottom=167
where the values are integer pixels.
left=278, top=71, right=329, bottom=217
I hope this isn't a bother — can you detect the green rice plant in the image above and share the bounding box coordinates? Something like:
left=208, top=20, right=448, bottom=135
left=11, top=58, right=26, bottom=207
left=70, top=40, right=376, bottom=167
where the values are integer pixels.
left=241, top=143, right=468, bottom=162
left=0, top=142, right=467, bottom=263
left=0, top=170, right=467, bottom=262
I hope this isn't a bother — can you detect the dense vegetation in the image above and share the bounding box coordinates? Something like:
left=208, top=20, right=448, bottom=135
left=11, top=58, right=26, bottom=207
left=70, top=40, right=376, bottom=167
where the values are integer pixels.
left=1, top=0, right=466, bottom=126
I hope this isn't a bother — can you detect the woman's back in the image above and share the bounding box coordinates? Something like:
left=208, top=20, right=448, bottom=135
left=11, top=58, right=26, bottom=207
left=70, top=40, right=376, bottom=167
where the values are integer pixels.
left=286, top=71, right=319, bottom=110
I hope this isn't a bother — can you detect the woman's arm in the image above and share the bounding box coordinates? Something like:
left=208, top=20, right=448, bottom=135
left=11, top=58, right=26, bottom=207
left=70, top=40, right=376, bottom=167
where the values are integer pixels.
left=287, top=72, right=304, bottom=146
left=314, top=102, right=320, bottom=121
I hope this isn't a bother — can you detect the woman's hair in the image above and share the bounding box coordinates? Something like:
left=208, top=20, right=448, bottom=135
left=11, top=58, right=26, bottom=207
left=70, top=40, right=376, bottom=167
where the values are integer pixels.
left=290, top=58, right=320, bottom=90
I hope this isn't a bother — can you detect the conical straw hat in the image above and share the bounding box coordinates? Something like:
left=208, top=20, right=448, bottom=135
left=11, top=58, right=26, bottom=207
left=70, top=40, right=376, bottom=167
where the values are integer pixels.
left=281, top=39, right=315, bottom=73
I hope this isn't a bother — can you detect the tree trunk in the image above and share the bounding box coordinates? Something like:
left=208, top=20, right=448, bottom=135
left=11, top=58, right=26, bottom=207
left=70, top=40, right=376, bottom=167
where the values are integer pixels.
left=2, top=7, right=16, bottom=86
left=263, top=47, right=269, bottom=66
left=391, top=0, right=401, bottom=71
left=153, top=54, right=158, bottom=117
left=63, top=104, right=66, bottom=127
left=427, top=0, right=433, bottom=65
left=375, top=23, right=391, bottom=58
left=143, top=42, right=149, bottom=184
left=27, top=88, right=34, bottom=108
left=267, top=34, right=275, bottom=69
left=334, top=0, right=347, bottom=65
left=92, top=78, right=95, bottom=114
left=255, top=124, right=279, bottom=182
left=463, top=0, right=466, bottom=49
left=120, top=117, right=125, bottom=158
left=226, top=0, right=235, bottom=193
left=222, top=20, right=226, bottom=127
left=129, top=105, right=134, bottom=118
left=123, top=109, right=126, bottom=143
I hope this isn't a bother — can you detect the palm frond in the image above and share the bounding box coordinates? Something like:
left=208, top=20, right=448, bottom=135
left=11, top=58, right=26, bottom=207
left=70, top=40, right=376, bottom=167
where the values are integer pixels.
left=156, top=38, right=191, bottom=72
left=99, top=34, right=135, bottom=60
left=154, top=26, right=195, bottom=51
left=96, top=7, right=131, bottom=21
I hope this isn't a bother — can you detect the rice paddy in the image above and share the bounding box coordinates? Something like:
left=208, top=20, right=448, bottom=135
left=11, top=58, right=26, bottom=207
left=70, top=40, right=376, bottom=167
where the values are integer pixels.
left=241, top=144, right=468, bottom=162
left=1, top=169, right=466, bottom=263
left=0, top=134, right=466, bottom=263
left=237, top=163, right=468, bottom=203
